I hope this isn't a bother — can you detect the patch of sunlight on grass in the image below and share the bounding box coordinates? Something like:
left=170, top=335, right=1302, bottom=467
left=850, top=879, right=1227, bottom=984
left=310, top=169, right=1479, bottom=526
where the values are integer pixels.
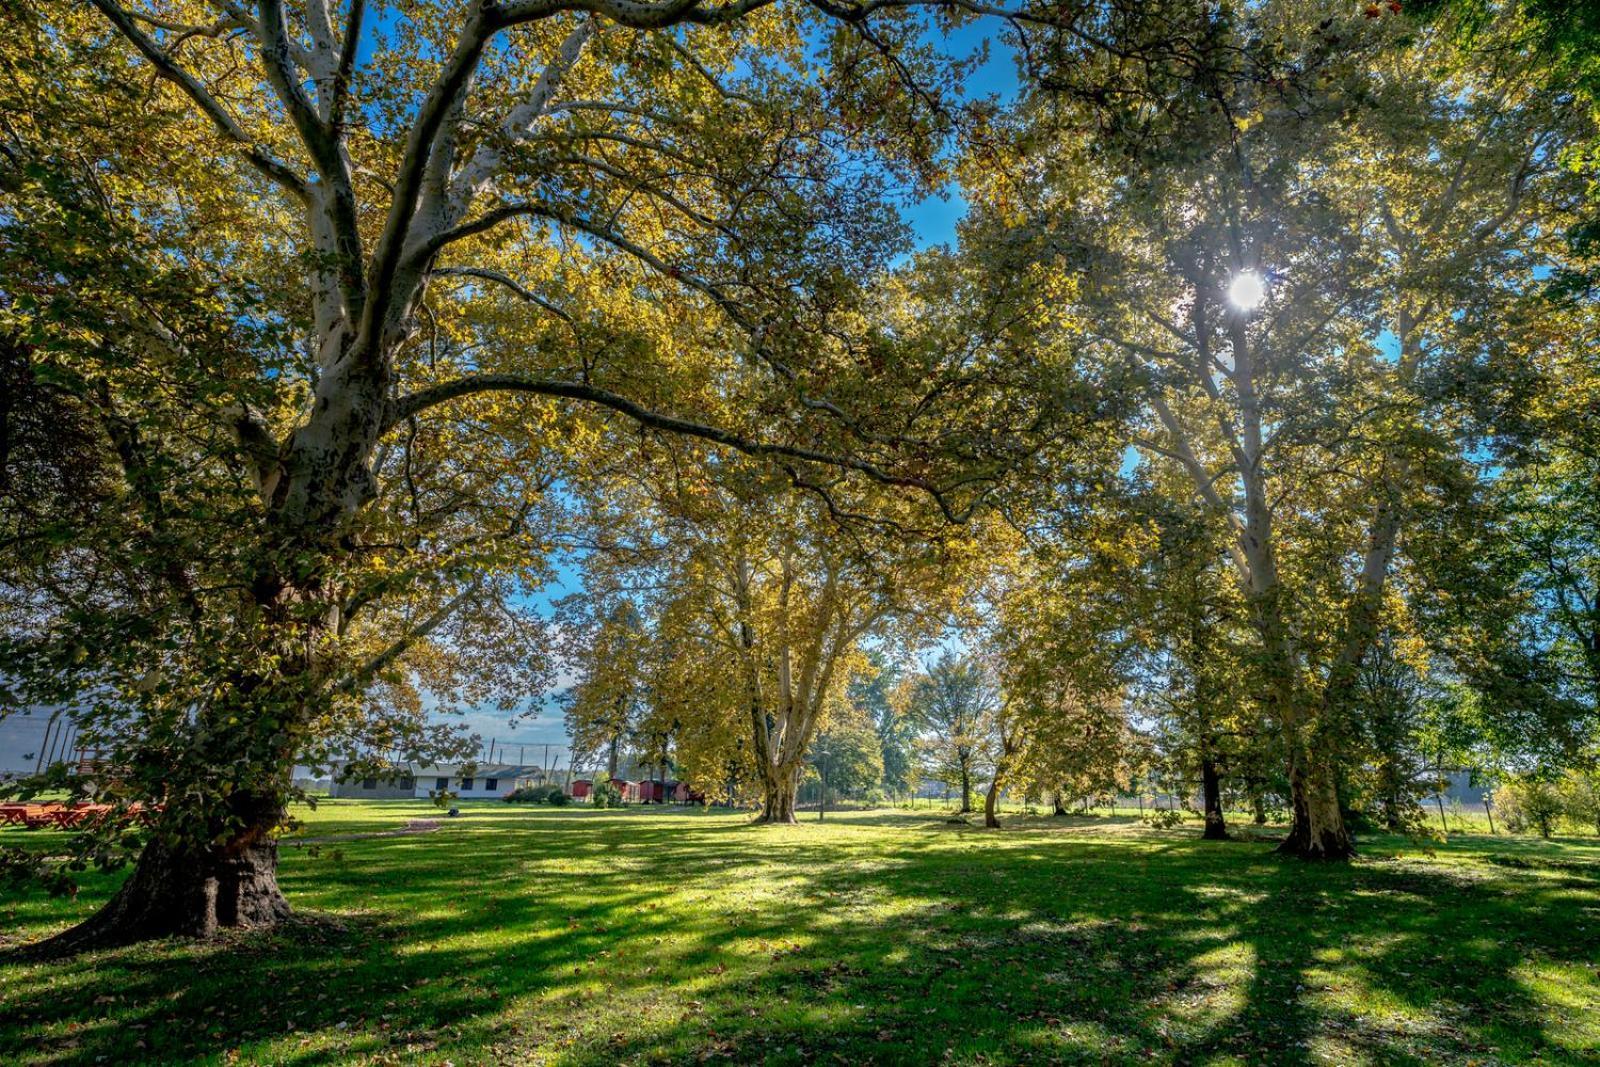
left=1141, top=940, right=1253, bottom=1053
left=1188, top=883, right=1266, bottom=905
left=6, top=806, right=1600, bottom=1065
left=1308, top=1033, right=1373, bottom=1065
left=1515, top=959, right=1600, bottom=1051
left=1169, top=924, right=1244, bottom=946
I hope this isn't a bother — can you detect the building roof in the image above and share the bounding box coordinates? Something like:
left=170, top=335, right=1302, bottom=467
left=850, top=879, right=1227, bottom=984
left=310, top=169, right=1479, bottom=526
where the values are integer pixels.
left=410, top=763, right=551, bottom=778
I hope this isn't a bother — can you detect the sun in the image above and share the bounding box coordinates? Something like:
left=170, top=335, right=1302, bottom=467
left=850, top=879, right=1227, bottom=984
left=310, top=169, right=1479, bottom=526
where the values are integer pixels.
left=1228, top=271, right=1267, bottom=311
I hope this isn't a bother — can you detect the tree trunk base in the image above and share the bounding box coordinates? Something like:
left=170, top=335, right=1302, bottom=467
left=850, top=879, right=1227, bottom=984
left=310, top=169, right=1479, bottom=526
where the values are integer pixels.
left=983, top=782, right=1002, bottom=829
left=1200, top=758, right=1227, bottom=840
left=1279, top=763, right=1355, bottom=860
left=756, top=772, right=800, bottom=825
left=1276, top=801, right=1356, bottom=860
left=18, top=836, right=290, bottom=959
left=1275, top=828, right=1356, bottom=860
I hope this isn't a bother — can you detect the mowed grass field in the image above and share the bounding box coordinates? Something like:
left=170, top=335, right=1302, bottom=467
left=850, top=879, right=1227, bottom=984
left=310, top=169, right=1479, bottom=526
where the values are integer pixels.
left=3, top=802, right=1599, bottom=1066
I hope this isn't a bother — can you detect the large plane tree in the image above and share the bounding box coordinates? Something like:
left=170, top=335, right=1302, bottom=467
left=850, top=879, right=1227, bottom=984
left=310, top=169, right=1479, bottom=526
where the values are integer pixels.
left=0, top=0, right=1014, bottom=952
left=968, top=0, right=1589, bottom=856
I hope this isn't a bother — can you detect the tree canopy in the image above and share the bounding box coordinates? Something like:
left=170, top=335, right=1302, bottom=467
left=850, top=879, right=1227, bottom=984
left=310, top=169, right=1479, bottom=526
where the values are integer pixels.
left=2, top=0, right=1596, bottom=954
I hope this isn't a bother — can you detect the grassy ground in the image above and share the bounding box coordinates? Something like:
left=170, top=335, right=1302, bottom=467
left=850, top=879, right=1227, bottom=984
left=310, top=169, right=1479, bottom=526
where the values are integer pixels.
left=2, top=802, right=1598, bottom=1066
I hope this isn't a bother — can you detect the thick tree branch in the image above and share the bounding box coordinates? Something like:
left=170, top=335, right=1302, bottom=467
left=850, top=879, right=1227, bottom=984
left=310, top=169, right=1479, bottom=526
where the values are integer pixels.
left=254, top=0, right=367, bottom=315
left=359, top=8, right=496, bottom=361
left=418, top=200, right=932, bottom=454
left=1148, top=395, right=1251, bottom=580
left=384, top=374, right=972, bottom=521
left=446, top=20, right=595, bottom=219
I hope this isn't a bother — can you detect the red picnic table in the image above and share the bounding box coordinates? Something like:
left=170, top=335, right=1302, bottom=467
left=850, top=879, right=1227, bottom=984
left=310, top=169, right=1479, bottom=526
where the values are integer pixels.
left=50, top=804, right=115, bottom=828
left=5, top=804, right=65, bottom=829
left=0, top=802, right=150, bottom=829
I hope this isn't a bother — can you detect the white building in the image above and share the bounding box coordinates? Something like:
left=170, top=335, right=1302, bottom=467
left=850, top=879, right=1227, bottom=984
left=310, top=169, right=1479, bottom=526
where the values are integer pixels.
left=329, top=762, right=554, bottom=800
left=411, top=763, right=552, bottom=800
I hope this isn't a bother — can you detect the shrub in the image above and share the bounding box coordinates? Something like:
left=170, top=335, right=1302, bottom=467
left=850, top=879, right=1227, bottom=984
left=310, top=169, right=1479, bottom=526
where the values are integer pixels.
left=1343, top=805, right=1380, bottom=833
left=1142, top=807, right=1187, bottom=830
left=1496, top=776, right=1565, bottom=838
left=504, top=786, right=546, bottom=803
left=1557, top=772, right=1600, bottom=836
left=547, top=789, right=572, bottom=807
left=591, top=781, right=623, bottom=808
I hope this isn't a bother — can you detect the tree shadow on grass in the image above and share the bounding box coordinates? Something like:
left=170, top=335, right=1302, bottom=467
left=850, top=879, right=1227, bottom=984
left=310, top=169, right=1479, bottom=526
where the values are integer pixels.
left=559, top=831, right=1596, bottom=1065
left=1, top=812, right=1596, bottom=1065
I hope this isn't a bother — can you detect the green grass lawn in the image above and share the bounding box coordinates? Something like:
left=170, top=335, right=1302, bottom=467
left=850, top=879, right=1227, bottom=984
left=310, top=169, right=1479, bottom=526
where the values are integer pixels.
left=3, top=803, right=1598, bottom=1065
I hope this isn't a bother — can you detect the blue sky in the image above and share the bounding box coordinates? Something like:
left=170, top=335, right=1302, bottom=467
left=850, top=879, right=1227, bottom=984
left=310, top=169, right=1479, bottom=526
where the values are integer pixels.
left=903, top=22, right=1020, bottom=246
left=0, top=708, right=72, bottom=777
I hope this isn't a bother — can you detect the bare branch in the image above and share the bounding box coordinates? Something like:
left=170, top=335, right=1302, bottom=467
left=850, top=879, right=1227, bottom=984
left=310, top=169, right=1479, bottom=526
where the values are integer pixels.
left=499, top=0, right=778, bottom=28
left=331, top=0, right=366, bottom=132
left=338, top=578, right=486, bottom=695
left=358, top=9, right=497, bottom=362
left=431, top=266, right=575, bottom=323
left=255, top=1, right=367, bottom=315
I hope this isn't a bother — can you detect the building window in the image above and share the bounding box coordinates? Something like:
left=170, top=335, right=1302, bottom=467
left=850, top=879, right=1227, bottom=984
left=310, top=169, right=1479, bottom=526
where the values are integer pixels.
left=485, top=778, right=498, bottom=790
left=461, top=778, right=474, bottom=790
left=435, top=777, right=448, bottom=791
left=362, top=778, right=377, bottom=790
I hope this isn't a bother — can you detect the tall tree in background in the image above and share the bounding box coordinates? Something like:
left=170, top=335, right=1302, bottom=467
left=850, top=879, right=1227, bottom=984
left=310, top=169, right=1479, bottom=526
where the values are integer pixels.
left=985, top=538, right=1135, bottom=826
left=571, top=439, right=979, bottom=821
left=982, top=0, right=1590, bottom=856
left=910, top=651, right=998, bottom=814
left=645, top=590, right=754, bottom=806
left=685, top=493, right=966, bottom=822
left=807, top=689, right=885, bottom=811
left=849, top=653, right=915, bottom=797
left=1127, top=496, right=1265, bottom=840
left=560, top=598, right=648, bottom=777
